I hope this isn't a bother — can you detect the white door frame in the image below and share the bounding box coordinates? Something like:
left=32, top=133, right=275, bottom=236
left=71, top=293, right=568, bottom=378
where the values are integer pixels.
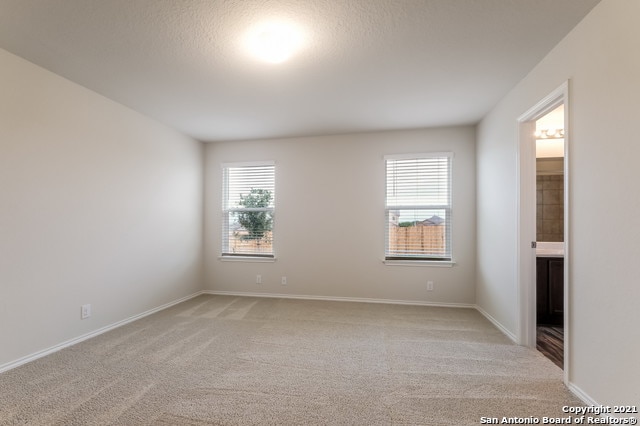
left=516, top=81, right=570, bottom=383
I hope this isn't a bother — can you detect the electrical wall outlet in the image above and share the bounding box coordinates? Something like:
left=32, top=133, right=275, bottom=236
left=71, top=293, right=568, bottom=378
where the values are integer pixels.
left=427, top=281, right=434, bottom=291
left=81, top=304, right=91, bottom=319
left=281, top=276, right=287, bottom=285
left=256, top=275, right=262, bottom=284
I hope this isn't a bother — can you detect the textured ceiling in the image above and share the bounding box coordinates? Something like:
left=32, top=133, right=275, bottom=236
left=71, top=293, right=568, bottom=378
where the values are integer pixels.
left=0, top=0, right=600, bottom=142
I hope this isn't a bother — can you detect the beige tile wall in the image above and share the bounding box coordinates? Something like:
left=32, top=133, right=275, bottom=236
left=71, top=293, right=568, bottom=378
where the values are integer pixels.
left=536, top=175, right=564, bottom=242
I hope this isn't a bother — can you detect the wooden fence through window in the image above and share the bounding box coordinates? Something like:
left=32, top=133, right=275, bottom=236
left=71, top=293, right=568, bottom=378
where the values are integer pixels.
left=388, top=224, right=445, bottom=255
left=228, top=225, right=445, bottom=256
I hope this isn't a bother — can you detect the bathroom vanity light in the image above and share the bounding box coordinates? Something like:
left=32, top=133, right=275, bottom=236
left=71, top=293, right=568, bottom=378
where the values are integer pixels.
left=535, top=128, right=565, bottom=139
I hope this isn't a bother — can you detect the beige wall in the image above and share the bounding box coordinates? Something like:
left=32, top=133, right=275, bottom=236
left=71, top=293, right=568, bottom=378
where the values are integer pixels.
left=477, top=0, right=639, bottom=405
left=0, top=49, right=204, bottom=367
left=204, top=127, right=476, bottom=305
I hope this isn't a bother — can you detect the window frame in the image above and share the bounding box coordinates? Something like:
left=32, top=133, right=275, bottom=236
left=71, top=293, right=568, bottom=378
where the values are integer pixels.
left=384, top=152, right=454, bottom=265
left=221, top=161, right=276, bottom=260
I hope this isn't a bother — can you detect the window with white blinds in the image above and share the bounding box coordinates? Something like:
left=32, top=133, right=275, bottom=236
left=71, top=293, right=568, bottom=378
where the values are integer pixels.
left=222, top=162, right=275, bottom=257
left=385, top=153, right=452, bottom=261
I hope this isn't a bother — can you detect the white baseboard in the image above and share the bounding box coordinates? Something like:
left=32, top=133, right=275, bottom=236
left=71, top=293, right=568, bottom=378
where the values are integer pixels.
left=474, top=304, right=518, bottom=343
left=567, top=382, right=599, bottom=406
left=203, top=290, right=475, bottom=309
left=0, top=291, right=205, bottom=374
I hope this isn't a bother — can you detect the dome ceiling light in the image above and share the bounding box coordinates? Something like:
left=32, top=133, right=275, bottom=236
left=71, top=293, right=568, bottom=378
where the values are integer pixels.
left=245, top=22, right=303, bottom=64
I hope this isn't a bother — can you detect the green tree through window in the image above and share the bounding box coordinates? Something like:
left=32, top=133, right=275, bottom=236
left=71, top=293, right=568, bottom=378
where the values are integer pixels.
left=235, top=188, right=273, bottom=242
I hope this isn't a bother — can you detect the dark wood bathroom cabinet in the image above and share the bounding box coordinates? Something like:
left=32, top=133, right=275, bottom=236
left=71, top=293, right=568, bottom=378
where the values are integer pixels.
left=536, top=257, right=564, bottom=326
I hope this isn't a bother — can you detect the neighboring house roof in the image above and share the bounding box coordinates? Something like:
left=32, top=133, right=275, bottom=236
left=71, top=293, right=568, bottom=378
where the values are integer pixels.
left=420, top=215, right=444, bottom=226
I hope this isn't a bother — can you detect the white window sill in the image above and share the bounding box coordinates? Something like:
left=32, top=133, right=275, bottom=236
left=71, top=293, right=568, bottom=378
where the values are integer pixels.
left=383, top=259, right=455, bottom=267
left=218, top=256, right=276, bottom=263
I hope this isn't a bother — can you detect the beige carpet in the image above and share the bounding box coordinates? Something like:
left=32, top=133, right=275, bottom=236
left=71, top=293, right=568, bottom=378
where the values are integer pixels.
left=0, top=295, right=584, bottom=425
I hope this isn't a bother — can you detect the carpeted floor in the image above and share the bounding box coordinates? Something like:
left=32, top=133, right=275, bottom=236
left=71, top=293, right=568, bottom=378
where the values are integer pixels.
left=0, top=295, right=585, bottom=425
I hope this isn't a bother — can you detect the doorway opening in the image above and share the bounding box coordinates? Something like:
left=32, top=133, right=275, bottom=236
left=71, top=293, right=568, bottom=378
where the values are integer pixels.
left=534, top=104, right=565, bottom=369
left=517, top=82, right=569, bottom=382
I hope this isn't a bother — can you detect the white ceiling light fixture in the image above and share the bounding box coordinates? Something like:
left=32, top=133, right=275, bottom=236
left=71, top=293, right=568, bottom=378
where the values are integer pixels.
left=245, top=22, right=303, bottom=64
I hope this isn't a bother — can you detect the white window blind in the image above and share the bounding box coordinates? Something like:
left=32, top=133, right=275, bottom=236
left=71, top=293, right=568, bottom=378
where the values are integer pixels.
left=385, top=153, right=452, bottom=261
left=222, top=162, right=275, bottom=257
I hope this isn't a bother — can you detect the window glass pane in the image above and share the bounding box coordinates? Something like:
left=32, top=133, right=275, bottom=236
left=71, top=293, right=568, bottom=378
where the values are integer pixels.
left=386, top=209, right=448, bottom=258
left=386, top=157, right=449, bottom=207
left=226, top=211, right=273, bottom=256
left=385, top=154, right=451, bottom=260
left=222, top=163, right=275, bottom=257
left=225, top=165, right=275, bottom=209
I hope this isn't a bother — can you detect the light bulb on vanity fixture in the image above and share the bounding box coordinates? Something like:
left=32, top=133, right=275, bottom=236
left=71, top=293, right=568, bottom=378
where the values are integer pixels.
left=535, top=128, right=565, bottom=139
